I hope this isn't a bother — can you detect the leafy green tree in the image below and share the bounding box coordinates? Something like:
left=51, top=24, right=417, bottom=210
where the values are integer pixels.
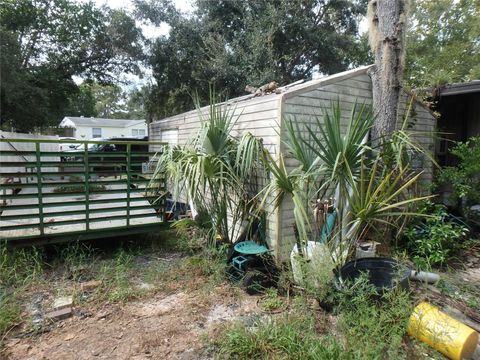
left=405, top=0, right=480, bottom=87
left=66, top=81, right=149, bottom=120
left=135, top=0, right=368, bottom=119
left=0, top=0, right=145, bottom=132
left=125, top=87, right=149, bottom=120
left=90, top=83, right=128, bottom=119
left=66, top=82, right=98, bottom=118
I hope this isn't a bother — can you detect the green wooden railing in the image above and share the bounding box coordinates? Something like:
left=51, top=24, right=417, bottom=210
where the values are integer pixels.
left=0, top=137, right=166, bottom=242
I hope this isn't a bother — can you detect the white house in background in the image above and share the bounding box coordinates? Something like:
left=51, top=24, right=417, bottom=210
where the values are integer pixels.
left=59, top=116, right=148, bottom=139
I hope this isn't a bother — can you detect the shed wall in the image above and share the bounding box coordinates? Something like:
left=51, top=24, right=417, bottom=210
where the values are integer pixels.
left=149, top=96, right=282, bottom=254
left=276, top=74, right=436, bottom=261
left=148, top=69, right=436, bottom=264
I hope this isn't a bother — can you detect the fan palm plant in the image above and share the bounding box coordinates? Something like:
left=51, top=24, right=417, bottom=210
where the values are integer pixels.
left=150, top=91, right=267, bottom=243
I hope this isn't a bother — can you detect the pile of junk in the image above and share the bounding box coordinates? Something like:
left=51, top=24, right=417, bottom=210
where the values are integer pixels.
left=224, top=197, right=479, bottom=360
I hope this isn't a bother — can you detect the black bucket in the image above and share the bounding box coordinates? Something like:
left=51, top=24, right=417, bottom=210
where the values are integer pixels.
left=337, top=257, right=410, bottom=293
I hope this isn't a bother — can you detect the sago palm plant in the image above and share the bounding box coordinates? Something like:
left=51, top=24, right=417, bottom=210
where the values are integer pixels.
left=265, top=99, right=432, bottom=267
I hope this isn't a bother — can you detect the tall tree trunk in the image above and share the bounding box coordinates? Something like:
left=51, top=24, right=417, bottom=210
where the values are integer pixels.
left=367, top=0, right=409, bottom=142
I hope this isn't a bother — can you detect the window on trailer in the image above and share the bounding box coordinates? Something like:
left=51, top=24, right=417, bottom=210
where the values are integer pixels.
left=92, top=128, right=102, bottom=138
left=132, top=129, right=146, bottom=136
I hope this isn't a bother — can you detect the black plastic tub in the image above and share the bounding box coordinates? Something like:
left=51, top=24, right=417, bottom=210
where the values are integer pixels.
left=337, top=257, right=410, bottom=293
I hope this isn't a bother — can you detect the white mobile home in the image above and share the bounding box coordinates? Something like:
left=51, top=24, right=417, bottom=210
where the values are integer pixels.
left=59, top=117, right=148, bottom=139
left=149, top=66, right=436, bottom=262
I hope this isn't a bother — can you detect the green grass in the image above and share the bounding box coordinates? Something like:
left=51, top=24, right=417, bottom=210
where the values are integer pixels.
left=0, top=244, right=46, bottom=344
left=0, top=292, right=21, bottom=343
left=212, top=268, right=428, bottom=360
left=98, top=248, right=140, bottom=303
left=259, top=288, right=286, bottom=312
left=336, top=278, right=414, bottom=360
left=0, top=244, right=44, bottom=287
left=212, top=308, right=351, bottom=360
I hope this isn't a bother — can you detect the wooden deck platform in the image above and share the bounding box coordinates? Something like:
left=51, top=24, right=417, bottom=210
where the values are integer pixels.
left=0, top=137, right=167, bottom=243
left=0, top=181, right=163, bottom=241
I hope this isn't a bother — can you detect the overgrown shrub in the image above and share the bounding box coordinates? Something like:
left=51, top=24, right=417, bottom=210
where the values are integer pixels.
left=337, top=276, right=414, bottom=360
left=171, top=218, right=209, bottom=253
left=403, top=201, right=468, bottom=269
left=437, top=136, right=480, bottom=225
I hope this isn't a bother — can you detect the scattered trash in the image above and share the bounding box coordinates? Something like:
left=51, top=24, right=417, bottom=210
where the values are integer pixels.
left=407, top=302, right=479, bottom=360
left=206, top=304, right=238, bottom=325
left=227, top=241, right=278, bottom=295
left=53, top=295, right=73, bottom=311
left=45, top=307, right=73, bottom=322
left=355, top=241, right=380, bottom=259
left=29, top=292, right=45, bottom=327
left=409, top=270, right=440, bottom=284
left=336, top=257, right=410, bottom=293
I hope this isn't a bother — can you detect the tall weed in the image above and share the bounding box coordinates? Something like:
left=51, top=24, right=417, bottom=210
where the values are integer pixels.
left=0, top=244, right=44, bottom=287
left=213, top=310, right=351, bottom=360
left=337, top=277, right=413, bottom=359
left=99, top=248, right=137, bottom=302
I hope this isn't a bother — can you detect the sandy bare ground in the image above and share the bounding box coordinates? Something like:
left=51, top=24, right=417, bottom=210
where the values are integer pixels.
left=3, top=284, right=259, bottom=360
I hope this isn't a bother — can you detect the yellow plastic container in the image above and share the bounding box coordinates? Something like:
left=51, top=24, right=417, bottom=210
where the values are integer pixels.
left=407, top=302, right=479, bottom=360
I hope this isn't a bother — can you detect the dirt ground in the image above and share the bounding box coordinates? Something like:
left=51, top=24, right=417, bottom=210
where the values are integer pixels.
left=3, top=284, right=259, bottom=360
left=2, top=238, right=479, bottom=360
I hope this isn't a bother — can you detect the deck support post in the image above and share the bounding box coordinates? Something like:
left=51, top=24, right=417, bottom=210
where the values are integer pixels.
left=126, top=143, right=131, bottom=226
left=35, top=143, right=44, bottom=235
left=84, top=142, right=90, bottom=231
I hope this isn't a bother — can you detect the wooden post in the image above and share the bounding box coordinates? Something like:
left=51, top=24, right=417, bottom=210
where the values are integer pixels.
left=35, top=142, right=44, bottom=235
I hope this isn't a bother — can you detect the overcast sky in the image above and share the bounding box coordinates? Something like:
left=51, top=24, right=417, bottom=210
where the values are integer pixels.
left=93, top=0, right=194, bottom=39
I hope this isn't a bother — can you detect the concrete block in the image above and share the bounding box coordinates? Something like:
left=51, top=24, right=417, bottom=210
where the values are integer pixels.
left=46, top=307, right=72, bottom=321
left=53, top=296, right=73, bottom=311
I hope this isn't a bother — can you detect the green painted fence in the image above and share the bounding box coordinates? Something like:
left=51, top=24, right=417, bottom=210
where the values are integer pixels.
left=0, top=137, right=167, bottom=243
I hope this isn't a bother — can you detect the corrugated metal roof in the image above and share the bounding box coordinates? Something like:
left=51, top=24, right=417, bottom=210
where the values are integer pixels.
left=152, top=66, right=374, bottom=123
left=60, top=117, right=146, bottom=128
left=439, top=81, right=480, bottom=96
left=228, top=65, right=374, bottom=105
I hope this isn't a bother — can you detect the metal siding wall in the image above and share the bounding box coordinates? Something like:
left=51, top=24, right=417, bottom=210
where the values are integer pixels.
left=277, top=75, right=436, bottom=261
left=149, top=97, right=280, bottom=252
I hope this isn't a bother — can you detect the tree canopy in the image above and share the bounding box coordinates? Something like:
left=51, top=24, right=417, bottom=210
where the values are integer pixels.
left=0, top=0, right=145, bottom=132
left=135, top=0, right=368, bottom=119
left=2, top=0, right=478, bottom=131
left=66, top=81, right=148, bottom=120
left=405, top=0, right=480, bottom=87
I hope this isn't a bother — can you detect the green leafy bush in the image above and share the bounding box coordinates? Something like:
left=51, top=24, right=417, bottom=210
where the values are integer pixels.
left=404, top=202, right=468, bottom=269
left=437, top=137, right=480, bottom=224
